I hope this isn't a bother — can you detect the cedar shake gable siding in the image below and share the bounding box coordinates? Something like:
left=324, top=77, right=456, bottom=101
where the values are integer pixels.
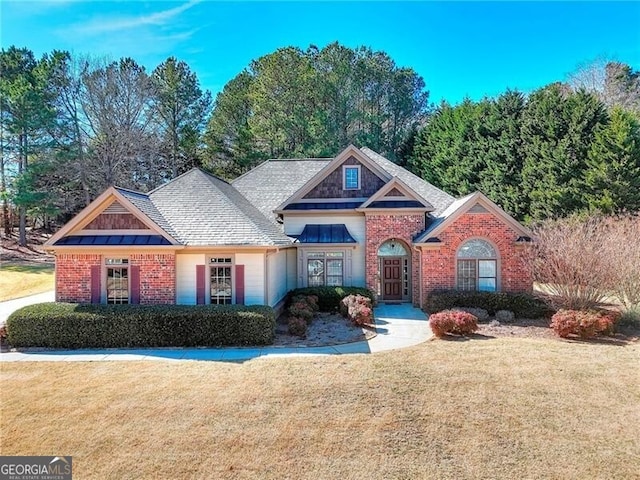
left=303, top=157, right=385, bottom=199
left=85, top=213, right=149, bottom=230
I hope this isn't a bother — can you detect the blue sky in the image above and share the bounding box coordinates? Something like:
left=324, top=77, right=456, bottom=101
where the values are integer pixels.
left=2, top=1, right=639, bottom=105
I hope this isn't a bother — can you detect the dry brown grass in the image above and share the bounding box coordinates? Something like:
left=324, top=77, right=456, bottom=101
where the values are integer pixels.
left=0, top=263, right=54, bottom=301
left=1, top=338, right=639, bottom=479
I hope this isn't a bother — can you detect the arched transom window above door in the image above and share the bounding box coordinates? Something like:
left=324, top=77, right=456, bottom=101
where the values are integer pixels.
left=378, top=240, right=408, bottom=257
left=457, top=239, right=498, bottom=292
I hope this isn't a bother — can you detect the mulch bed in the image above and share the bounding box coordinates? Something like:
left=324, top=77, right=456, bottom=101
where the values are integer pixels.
left=274, top=312, right=376, bottom=347
left=472, top=317, right=639, bottom=345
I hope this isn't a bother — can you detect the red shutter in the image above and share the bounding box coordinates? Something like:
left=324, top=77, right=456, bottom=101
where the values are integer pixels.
left=235, top=264, right=245, bottom=305
left=196, top=265, right=205, bottom=305
left=90, top=265, right=101, bottom=304
left=130, top=265, right=140, bottom=304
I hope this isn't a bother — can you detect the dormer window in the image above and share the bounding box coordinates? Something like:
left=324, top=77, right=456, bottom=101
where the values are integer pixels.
left=343, top=165, right=361, bottom=190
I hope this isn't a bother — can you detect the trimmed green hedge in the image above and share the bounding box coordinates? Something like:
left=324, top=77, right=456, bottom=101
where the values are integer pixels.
left=424, top=290, right=550, bottom=319
left=288, top=287, right=376, bottom=312
left=6, top=303, right=275, bottom=349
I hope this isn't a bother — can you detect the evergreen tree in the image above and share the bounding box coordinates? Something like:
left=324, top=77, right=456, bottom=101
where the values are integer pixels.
left=584, top=107, right=640, bottom=213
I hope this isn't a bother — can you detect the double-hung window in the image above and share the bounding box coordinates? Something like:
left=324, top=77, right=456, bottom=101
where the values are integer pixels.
left=456, top=239, right=498, bottom=292
left=106, top=258, right=129, bottom=304
left=210, top=257, right=233, bottom=304
left=307, top=252, right=344, bottom=287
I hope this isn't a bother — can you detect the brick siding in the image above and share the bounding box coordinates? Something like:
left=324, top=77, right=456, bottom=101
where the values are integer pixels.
left=365, top=213, right=425, bottom=305
left=420, top=212, right=532, bottom=305
left=55, top=254, right=102, bottom=303
left=55, top=252, right=176, bottom=304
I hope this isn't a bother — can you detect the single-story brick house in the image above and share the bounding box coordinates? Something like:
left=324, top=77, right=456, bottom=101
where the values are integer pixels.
left=44, top=145, right=532, bottom=308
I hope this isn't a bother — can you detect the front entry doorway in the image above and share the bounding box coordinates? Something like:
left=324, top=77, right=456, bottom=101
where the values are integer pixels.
left=382, top=257, right=402, bottom=300
left=377, top=240, right=410, bottom=302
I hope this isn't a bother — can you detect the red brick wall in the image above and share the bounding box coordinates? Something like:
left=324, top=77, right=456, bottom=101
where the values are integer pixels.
left=420, top=212, right=532, bottom=304
left=365, top=213, right=425, bottom=305
left=130, top=253, right=176, bottom=304
left=85, top=213, right=148, bottom=230
left=56, top=253, right=102, bottom=303
left=55, top=252, right=176, bottom=304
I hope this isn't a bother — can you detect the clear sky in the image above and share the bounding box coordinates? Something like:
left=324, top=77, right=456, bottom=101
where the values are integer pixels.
left=1, top=1, right=639, bottom=105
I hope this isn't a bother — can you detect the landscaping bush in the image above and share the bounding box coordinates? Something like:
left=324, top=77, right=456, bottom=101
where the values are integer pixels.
left=288, top=300, right=314, bottom=325
left=550, top=309, right=617, bottom=339
left=287, top=317, right=307, bottom=337
left=452, top=307, right=489, bottom=322
left=288, top=287, right=376, bottom=312
left=6, top=303, right=276, bottom=348
left=291, top=294, right=319, bottom=312
left=340, top=294, right=374, bottom=326
left=425, top=290, right=549, bottom=318
left=429, top=310, right=479, bottom=338
left=495, top=310, right=515, bottom=323
left=618, top=307, right=640, bottom=328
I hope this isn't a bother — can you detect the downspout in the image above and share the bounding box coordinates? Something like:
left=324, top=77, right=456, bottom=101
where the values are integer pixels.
left=413, top=245, right=423, bottom=308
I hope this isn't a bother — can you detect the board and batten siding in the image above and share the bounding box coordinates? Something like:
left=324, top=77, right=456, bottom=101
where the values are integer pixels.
left=283, top=214, right=366, bottom=288
left=267, top=249, right=289, bottom=306
left=235, top=253, right=265, bottom=305
left=176, top=254, right=205, bottom=304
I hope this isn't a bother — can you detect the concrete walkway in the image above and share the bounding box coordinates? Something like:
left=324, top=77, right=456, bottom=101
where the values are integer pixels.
left=0, top=290, right=55, bottom=325
left=0, top=303, right=431, bottom=362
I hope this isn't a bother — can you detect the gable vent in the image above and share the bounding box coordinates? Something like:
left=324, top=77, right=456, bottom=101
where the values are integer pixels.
left=469, top=203, right=489, bottom=214
left=103, top=201, right=129, bottom=214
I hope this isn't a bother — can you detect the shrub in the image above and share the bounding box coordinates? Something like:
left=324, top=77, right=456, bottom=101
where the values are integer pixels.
left=618, top=307, right=640, bottom=327
left=425, top=290, right=549, bottom=318
left=495, top=310, right=515, bottom=323
left=291, top=294, right=319, bottom=312
left=288, top=300, right=314, bottom=325
left=287, top=317, right=307, bottom=337
left=288, top=287, right=376, bottom=312
left=6, top=303, right=275, bottom=348
left=550, top=309, right=617, bottom=339
left=429, top=310, right=478, bottom=338
left=341, top=294, right=374, bottom=326
left=0, top=324, right=7, bottom=341
left=452, top=307, right=489, bottom=322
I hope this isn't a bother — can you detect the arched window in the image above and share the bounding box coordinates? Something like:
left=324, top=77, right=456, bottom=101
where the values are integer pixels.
left=457, top=239, right=497, bottom=292
left=378, top=240, right=408, bottom=257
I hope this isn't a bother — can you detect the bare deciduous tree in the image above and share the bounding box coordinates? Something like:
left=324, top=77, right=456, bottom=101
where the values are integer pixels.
left=526, top=214, right=640, bottom=312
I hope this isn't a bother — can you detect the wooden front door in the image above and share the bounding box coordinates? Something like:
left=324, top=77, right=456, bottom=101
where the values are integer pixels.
left=382, top=257, right=402, bottom=300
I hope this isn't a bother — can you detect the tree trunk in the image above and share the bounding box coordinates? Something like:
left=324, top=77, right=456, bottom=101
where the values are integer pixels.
left=0, top=118, right=10, bottom=236
left=18, top=131, right=27, bottom=247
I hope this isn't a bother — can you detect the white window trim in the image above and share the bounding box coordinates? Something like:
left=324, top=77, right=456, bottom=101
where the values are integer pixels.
left=298, top=249, right=352, bottom=287
left=207, top=255, right=235, bottom=305
left=343, top=165, right=361, bottom=190
left=455, top=238, right=500, bottom=292
left=104, top=257, right=130, bottom=304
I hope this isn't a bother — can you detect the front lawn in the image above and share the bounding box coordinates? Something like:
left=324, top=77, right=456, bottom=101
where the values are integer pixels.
left=1, top=338, right=638, bottom=479
left=0, top=263, right=54, bottom=301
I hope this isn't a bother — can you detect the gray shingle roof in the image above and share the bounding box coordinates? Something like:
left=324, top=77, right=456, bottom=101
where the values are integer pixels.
left=232, top=159, right=330, bottom=223
left=116, top=187, right=180, bottom=239
left=149, top=169, right=292, bottom=246
left=360, top=147, right=455, bottom=216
